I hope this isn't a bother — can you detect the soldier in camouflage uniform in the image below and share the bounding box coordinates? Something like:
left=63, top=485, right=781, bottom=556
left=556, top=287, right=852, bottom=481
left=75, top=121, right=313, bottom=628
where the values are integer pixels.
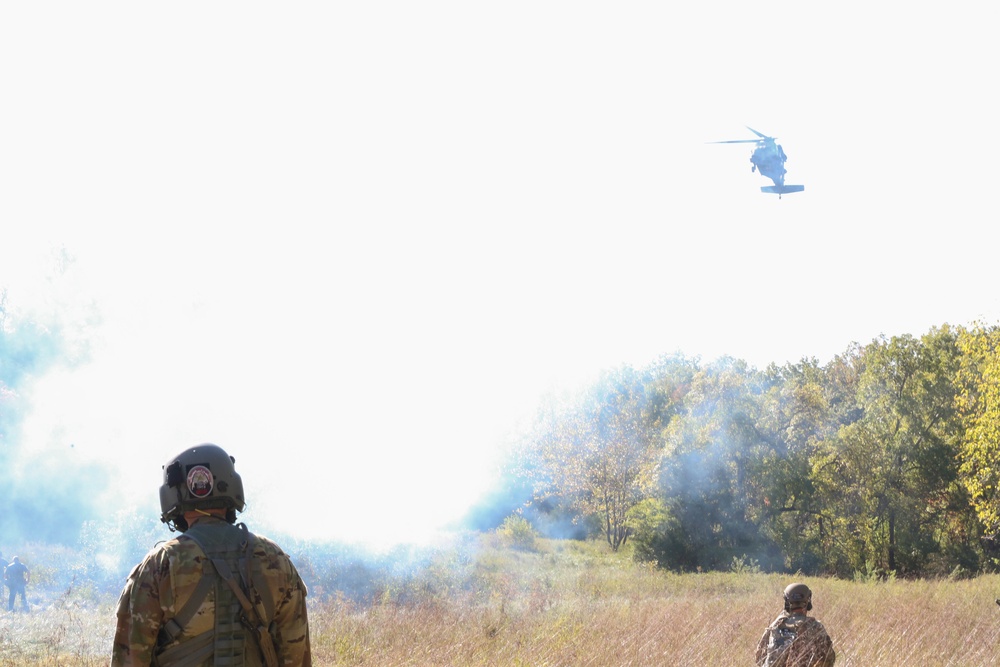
left=755, top=583, right=835, bottom=667
left=112, top=443, right=311, bottom=667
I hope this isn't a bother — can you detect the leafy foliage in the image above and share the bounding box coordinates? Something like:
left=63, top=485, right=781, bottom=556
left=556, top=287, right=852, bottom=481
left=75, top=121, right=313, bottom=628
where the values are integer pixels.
left=495, top=514, right=539, bottom=552
left=521, top=324, right=1000, bottom=576
left=527, top=361, right=693, bottom=550
left=956, top=325, right=1000, bottom=540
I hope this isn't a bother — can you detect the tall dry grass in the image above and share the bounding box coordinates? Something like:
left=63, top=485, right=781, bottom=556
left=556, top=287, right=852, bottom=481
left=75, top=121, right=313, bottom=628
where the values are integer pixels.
left=3, top=537, right=1000, bottom=665
left=0, top=597, right=114, bottom=666
left=307, top=539, right=1000, bottom=666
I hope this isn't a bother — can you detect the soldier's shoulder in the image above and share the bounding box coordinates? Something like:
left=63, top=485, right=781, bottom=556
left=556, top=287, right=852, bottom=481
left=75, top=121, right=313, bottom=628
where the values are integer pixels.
left=149, top=534, right=208, bottom=567
left=155, top=534, right=205, bottom=558
left=800, top=616, right=832, bottom=638
left=251, top=532, right=291, bottom=557
left=127, top=536, right=192, bottom=580
left=768, top=611, right=792, bottom=627
left=249, top=532, right=302, bottom=575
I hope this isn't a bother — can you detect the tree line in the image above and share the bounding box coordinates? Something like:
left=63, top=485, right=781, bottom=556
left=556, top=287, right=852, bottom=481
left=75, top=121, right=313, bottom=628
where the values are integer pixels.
left=517, top=323, right=1000, bottom=577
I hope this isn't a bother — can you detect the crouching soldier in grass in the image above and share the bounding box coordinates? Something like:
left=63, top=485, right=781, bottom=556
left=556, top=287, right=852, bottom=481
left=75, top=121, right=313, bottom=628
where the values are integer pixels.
left=755, top=583, right=835, bottom=667
left=112, top=443, right=311, bottom=667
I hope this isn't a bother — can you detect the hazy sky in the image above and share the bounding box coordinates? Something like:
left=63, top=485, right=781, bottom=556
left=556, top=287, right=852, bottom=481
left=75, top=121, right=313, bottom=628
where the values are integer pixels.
left=2, top=3, right=998, bottom=545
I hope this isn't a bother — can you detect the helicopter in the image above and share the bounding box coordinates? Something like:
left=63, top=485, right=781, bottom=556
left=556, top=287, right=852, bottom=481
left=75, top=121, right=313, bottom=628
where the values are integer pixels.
left=710, top=127, right=804, bottom=197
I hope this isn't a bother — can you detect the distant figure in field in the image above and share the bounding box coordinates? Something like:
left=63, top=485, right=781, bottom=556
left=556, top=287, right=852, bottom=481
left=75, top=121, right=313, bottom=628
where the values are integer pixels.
left=5, top=555, right=30, bottom=612
left=755, top=582, right=835, bottom=667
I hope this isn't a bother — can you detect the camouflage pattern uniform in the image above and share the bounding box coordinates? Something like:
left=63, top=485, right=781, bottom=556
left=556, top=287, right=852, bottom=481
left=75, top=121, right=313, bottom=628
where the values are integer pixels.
left=754, top=610, right=835, bottom=667
left=112, top=516, right=311, bottom=667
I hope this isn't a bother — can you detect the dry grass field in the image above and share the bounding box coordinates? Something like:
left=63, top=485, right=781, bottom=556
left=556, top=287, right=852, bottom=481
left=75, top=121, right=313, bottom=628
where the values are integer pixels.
left=3, top=537, right=1000, bottom=666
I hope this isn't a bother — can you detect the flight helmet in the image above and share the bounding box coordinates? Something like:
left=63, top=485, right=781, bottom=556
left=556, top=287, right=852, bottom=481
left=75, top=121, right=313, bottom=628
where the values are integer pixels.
left=159, top=443, right=245, bottom=531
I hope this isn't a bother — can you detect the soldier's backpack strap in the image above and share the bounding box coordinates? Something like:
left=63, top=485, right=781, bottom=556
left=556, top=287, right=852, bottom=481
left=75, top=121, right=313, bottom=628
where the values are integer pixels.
left=153, top=551, right=218, bottom=667
left=182, top=523, right=279, bottom=667
left=207, top=555, right=279, bottom=667
left=160, top=574, right=217, bottom=645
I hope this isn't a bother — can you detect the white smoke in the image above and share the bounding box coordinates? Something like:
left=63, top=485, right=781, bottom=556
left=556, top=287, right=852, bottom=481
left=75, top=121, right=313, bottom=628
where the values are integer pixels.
left=5, top=0, right=1000, bottom=557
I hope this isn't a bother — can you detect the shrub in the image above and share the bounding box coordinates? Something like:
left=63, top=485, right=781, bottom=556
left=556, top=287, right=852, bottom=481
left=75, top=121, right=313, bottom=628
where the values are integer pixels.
left=496, top=515, right=538, bottom=552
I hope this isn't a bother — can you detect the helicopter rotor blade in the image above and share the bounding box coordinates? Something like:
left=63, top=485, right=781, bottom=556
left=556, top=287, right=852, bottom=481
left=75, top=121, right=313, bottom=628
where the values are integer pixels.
left=745, top=126, right=772, bottom=139
left=707, top=139, right=761, bottom=144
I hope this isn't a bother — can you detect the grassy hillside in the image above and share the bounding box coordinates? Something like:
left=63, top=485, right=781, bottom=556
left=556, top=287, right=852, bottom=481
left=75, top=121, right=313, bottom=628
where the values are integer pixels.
left=2, top=536, right=1000, bottom=665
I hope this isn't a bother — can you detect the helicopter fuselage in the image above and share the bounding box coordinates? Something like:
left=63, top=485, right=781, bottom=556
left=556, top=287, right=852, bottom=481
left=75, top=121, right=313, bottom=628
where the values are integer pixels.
left=750, top=139, right=787, bottom=187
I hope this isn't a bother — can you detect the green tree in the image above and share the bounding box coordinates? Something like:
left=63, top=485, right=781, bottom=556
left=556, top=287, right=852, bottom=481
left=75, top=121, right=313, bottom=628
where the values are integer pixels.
left=816, top=329, right=967, bottom=575
left=656, top=357, right=778, bottom=570
left=750, top=359, right=836, bottom=573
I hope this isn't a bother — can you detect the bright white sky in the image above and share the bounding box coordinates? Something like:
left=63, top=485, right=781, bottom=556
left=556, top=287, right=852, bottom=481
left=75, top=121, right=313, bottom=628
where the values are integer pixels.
left=2, top=3, right=998, bottom=546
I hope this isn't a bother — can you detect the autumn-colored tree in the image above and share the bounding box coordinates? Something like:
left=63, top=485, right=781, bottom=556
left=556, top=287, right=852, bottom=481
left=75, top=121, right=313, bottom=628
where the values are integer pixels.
left=530, top=365, right=667, bottom=550
left=956, top=324, right=1000, bottom=540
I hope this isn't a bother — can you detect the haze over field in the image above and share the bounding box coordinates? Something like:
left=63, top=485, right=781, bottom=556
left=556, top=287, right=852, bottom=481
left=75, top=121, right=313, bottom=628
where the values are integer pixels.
left=2, top=2, right=998, bottom=546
